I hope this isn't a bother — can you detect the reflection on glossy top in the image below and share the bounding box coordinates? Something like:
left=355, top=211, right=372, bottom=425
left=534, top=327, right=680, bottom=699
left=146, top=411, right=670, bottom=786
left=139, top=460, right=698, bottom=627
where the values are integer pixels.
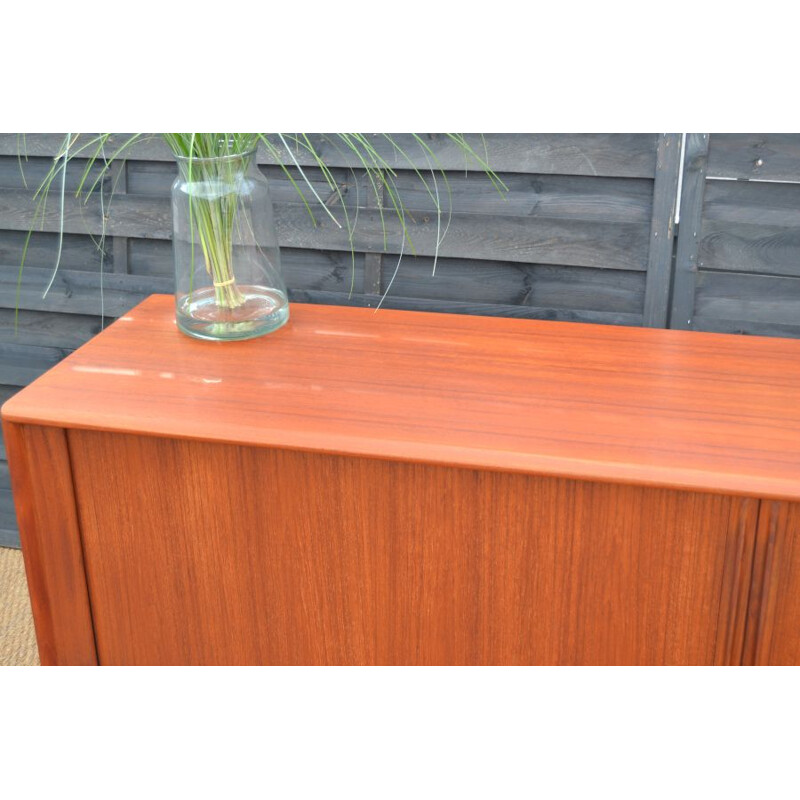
left=3, top=294, right=800, bottom=501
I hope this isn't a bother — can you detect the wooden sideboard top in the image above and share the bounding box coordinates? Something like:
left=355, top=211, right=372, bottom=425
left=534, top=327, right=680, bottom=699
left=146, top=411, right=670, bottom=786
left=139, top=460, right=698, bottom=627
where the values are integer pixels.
left=4, top=294, right=800, bottom=500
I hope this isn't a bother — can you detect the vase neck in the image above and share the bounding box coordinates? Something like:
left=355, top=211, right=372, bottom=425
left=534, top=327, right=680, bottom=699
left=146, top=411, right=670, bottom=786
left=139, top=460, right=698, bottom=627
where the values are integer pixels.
left=174, top=149, right=256, bottom=181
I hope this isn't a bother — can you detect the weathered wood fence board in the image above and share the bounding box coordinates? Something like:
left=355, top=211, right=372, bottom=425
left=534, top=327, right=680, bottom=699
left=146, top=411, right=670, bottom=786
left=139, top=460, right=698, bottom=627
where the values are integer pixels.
left=705, top=133, right=800, bottom=182
left=0, top=133, right=660, bottom=177
left=670, top=133, right=800, bottom=337
left=0, top=170, right=655, bottom=270
left=643, top=134, right=681, bottom=326
left=0, top=132, right=684, bottom=547
left=0, top=383, right=16, bottom=546
left=670, top=133, right=709, bottom=330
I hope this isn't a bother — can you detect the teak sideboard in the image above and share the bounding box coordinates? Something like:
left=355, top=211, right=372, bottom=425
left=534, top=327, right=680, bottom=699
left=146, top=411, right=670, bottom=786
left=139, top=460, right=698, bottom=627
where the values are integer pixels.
left=3, top=295, right=799, bottom=665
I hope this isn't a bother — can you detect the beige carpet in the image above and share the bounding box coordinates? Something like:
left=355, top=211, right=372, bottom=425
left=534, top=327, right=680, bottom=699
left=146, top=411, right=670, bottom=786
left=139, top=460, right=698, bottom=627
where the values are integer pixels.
left=0, top=547, right=40, bottom=666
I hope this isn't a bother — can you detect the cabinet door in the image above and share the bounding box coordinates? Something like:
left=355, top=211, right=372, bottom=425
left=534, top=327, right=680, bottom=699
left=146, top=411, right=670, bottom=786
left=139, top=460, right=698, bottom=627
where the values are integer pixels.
left=743, top=501, right=800, bottom=665
left=64, top=429, right=771, bottom=666
left=3, top=422, right=97, bottom=665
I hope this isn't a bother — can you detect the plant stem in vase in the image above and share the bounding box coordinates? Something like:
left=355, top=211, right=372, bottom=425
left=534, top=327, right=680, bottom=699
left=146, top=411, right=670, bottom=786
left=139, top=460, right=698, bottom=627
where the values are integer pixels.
left=172, top=147, right=289, bottom=341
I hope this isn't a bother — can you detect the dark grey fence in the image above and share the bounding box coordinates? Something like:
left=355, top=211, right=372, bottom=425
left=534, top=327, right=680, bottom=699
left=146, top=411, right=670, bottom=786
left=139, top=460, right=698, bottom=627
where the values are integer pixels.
left=1, top=132, right=798, bottom=547
left=671, top=133, right=800, bottom=337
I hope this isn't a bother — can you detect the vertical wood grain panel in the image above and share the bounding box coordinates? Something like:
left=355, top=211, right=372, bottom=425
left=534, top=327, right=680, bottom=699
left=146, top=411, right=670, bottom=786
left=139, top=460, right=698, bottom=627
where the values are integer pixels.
left=2, top=422, right=97, bottom=665
left=670, top=133, right=710, bottom=330
left=742, top=500, right=800, bottom=665
left=643, top=133, right=682, bottom=327
left=713, top=497, right=760, bottom=665
left=69, top=430, right=756, bottom=666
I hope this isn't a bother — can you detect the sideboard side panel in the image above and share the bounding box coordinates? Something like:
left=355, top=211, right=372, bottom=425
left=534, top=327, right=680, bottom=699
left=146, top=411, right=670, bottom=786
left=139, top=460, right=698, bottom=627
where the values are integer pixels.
left=68, top=430, right=761, bottom=666
left=742, top=500, right=800, bottom=665
left=713, top=497, right=760, bottom=665
left=2, top=422, right=97, bottom=665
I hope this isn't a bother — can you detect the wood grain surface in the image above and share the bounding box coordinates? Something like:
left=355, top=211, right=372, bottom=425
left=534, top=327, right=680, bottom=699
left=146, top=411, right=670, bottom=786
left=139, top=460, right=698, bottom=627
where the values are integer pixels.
left=642, top=133, right=681, bottom=327
left=2, top=422, right=97, bottom=665
left=671, top=133, right=800, bottom=339
left=67, top=430, right=758, bottom=666
left=0, top=184, right=653, bottom=270
left=707, top=133, right=800, bottom=182
left=742, top=500, right=800, bottom=665
left=4, top=294, right=800, bottom=502
left=0, top=133, right=661, bottom=177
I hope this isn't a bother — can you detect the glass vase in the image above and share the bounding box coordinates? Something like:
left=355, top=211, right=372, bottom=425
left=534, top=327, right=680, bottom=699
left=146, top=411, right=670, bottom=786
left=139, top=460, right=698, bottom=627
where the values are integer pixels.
left=171, top=149, right=289, bottom=341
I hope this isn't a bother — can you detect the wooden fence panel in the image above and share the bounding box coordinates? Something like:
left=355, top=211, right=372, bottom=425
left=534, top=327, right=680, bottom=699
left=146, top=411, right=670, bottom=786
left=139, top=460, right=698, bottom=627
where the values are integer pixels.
left=671, top=133, right=800, bottom=337
left=0, top=133, right=660, bottom=177
left=705, top=134, right=800, bottom=182
left=0, top=382, right=16, bottom=546
left=643, top=134, right=682, bottom=326
left=0, top=132, right=681, bottom=546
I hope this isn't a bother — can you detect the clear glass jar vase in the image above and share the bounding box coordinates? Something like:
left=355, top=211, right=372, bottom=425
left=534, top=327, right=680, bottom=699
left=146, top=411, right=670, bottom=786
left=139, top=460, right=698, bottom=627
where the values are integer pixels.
left=171, top=149, right=289, bottom=341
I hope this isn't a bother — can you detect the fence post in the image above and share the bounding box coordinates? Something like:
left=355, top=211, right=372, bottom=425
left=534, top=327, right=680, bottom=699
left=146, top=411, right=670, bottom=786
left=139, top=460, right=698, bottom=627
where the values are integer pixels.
left=643, top=133, right=683, bottom=327
left=669, top=133, right=710, bottom=330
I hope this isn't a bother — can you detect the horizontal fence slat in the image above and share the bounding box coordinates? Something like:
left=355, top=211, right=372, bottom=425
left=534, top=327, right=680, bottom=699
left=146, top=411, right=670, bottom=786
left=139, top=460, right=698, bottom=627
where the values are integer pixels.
left=0, top=156, right=107, bottom=192
left=0, top=383, right=19, bottom=407
left=275, top=211, right=650, bottom=270
left=289, top=290, right=643, bottom=327
left=0, top=229, right=107, bottom=270
left=696, top=176, right=800, bottom=278
left=0, top=134, right=659, bottom=178
left=127, top=238, right=172, bottom=275
left=0, top=188, right=650, bottom=271
left=694, top=271, right=800, bottom=333
left=264, top=134, right=659, bottom=178
left=698, top=220, right=800, bottom=278
left=0, top=308, right=105, bottom=348
left=0, top=488, right=19, bottom=548
left=5, top=154, right=654, bottom=226
left=381, top=259, right=644, bottom=313
left=3, top=253, right=646, bottom=317
left=120, top=161, right=654, bottom=224
left=0, top=188, right=171, bottom=239
left=680, top=317, right=800, bottom=338
left=352, top=173, right=652, bottom=223
left=123, top=242, right=643, bottom=314
left=707, top=134, right=800, bottom=182
left=0, top=267, right=172, bottom=316
left=127, top=242, right=367, bottom=293
left=703, top=179, right=800, bottom=227
left=0, top=343, right=71, bottom=386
